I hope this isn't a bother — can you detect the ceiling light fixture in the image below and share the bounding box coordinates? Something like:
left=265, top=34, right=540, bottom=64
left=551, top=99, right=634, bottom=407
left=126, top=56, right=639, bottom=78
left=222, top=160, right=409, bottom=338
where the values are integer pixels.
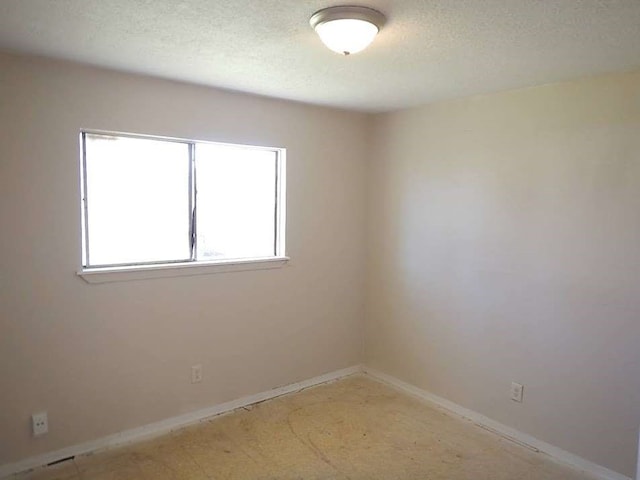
left=310, top=6, right=386, bottom=56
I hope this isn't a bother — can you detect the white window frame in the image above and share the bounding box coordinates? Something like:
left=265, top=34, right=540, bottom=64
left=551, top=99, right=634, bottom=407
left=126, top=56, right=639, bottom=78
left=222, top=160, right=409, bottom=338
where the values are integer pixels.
left=77, top=130, right=288, bottom=284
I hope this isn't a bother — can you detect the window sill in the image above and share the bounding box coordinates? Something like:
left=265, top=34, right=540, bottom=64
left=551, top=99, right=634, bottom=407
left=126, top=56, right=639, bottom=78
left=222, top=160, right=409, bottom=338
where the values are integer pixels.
left=77, top=257, right=290, bottom=284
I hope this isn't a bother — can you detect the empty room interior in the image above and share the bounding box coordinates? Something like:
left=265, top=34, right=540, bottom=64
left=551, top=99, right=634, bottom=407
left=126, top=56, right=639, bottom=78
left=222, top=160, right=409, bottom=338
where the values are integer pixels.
left=1, top=1, right=640, bottom=479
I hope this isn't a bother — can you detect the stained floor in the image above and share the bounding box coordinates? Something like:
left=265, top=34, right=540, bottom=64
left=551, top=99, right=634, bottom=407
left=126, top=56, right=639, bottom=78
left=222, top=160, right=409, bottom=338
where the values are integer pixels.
left=14, top=375, right=597, bottom=480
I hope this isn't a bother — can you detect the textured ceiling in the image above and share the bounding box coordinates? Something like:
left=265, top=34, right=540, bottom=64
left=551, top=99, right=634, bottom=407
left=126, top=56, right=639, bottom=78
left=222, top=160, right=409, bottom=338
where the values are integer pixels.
left=1, top=1, right=640, bottom=112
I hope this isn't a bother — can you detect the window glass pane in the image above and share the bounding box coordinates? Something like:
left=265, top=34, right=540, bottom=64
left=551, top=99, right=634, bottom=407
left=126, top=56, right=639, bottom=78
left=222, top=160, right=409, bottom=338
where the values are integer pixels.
left=84, top=134, right=191, bottom=266
left=195, top=143, right=277, bottom=260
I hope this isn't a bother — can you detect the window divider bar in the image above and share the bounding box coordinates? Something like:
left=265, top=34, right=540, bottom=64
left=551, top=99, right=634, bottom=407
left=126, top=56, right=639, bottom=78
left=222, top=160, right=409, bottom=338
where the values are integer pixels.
left=189, top=142, right=197, bottom=262
left=81, top=132, right=91, bottom=267
left=274, top=153, right=279, bottom=257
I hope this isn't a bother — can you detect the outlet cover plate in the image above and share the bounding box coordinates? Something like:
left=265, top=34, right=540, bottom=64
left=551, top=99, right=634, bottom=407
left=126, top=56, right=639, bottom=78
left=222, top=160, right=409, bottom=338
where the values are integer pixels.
left=510, top=382, right=524, bottom=403
left=191, top=364, right=203, bottom=384
left=32, top=412, right=48, bottom=436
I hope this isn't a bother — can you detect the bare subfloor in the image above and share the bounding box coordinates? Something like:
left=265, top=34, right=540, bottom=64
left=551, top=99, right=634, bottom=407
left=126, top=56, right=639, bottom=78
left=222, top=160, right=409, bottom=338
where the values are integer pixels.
left=16, top=376, right=596, bottom=480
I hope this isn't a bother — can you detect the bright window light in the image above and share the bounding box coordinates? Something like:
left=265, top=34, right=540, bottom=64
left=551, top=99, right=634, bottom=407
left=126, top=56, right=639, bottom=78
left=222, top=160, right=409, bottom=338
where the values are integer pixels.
left=81, top=132, right=286, bottom=269
left=196, top=143, right=277, bottom=260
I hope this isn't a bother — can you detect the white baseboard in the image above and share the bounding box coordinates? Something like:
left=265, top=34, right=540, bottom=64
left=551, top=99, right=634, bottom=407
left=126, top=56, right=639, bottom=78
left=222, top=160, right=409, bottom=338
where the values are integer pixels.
left=364, top=367, right=631, bottom=480
left=0, top=365, right=363, bottom=478
left=6, top=365, right=626, bottom=480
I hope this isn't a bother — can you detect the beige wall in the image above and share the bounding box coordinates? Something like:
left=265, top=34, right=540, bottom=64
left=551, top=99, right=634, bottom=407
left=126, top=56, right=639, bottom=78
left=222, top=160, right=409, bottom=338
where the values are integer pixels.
left=0, top=53, right=367, bottom=465
left=3, top=50, right=639, bottom=478
left=366, top=71, right=640, bottom=477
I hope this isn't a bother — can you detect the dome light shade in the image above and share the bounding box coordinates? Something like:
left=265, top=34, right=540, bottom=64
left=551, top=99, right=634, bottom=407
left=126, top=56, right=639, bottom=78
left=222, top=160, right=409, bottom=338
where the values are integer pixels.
left=314, top=19, right=379, bottom=55
left=310, top=6, right=386, bottom=55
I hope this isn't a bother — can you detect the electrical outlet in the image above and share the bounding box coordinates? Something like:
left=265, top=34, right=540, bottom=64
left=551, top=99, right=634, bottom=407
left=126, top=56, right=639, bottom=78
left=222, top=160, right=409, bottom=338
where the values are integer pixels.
left=510, top=382, right=524, bottom=403
left=32, top=412, right=48, bottom=436
left=191, top=364, right=203, bottom=384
